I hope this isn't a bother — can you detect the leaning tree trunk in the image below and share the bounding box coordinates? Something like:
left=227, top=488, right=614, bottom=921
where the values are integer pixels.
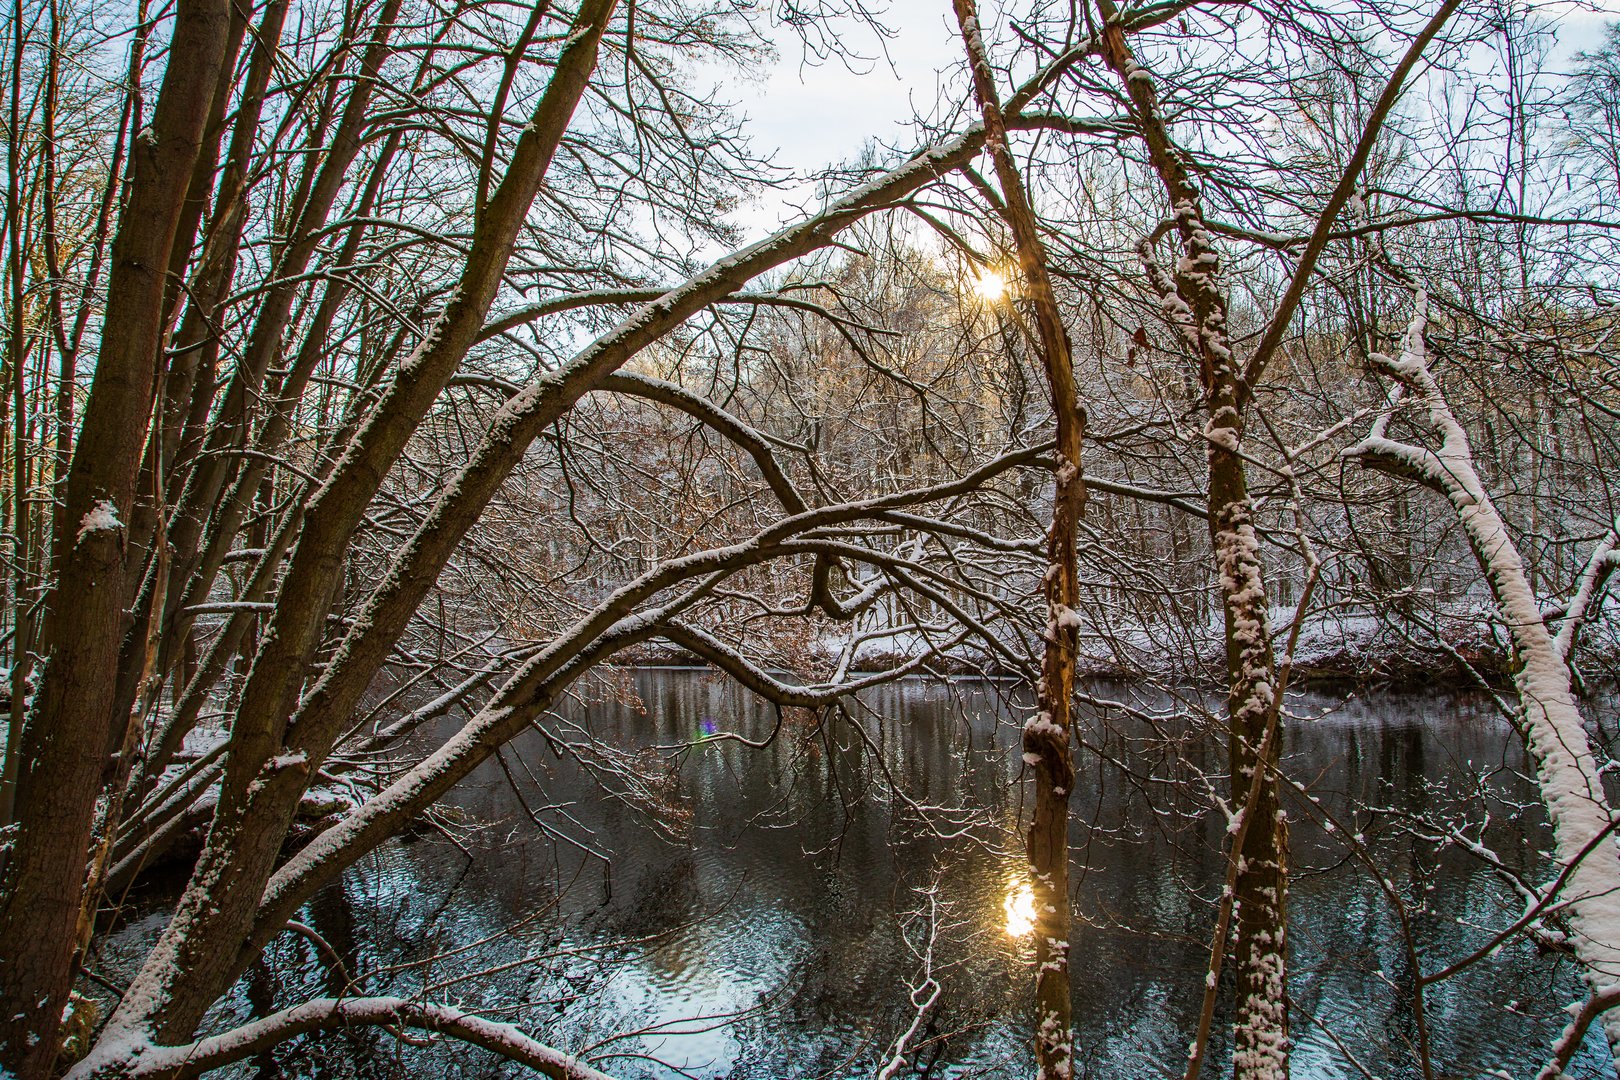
left=0, top=0, right=231, bottom=1073
left=1347, top=294, right=1620, bottom=1067
left=85, top=0, right=626, bottom=1045
left=1096, top=5, right=1290, bottom=1076
left=952, top=4, right=1087, bottom=1076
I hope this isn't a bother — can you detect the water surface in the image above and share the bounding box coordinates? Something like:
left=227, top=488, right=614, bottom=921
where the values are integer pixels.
left=110, top=670, right=1612, bottom=1078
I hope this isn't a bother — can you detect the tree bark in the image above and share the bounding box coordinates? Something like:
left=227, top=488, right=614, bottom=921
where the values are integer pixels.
left=951, top=4, right=1086, bottom=1076
left=1347, top=296, right=1620, bottom=1067
left=1095, top=6, right=1290, bottom=1076
left=96, top=0, right=623, bottom=1042
left=0, top=0, right=232, bottom=1072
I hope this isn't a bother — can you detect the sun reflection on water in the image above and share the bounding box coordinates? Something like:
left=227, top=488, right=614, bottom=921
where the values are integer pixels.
left=1004, top=881, right=1036, bottom=938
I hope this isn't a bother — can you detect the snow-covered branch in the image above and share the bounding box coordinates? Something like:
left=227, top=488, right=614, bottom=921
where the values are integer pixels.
left=69, top=996, right=618, bottom=1080
left=1554, top=521, right=1620, bottom=663
left=1346, top=291, right=1620, bottom=1059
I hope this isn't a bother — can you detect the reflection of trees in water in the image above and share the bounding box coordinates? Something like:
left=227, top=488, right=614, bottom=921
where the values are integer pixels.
left=165, top=671, right=1600, bottom=1077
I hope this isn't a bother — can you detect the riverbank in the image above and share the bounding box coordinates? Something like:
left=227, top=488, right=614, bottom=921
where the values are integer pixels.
left=611, top=603, right=1620, bottom=690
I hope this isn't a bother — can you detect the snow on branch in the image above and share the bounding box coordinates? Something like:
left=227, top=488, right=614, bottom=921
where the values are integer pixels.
left=1537, top=985, right=1620, bottom=1080
left=71, top=996, right=617, bottom=1080
left=1553, top=520, right=1620, bottom=664
left=1343, top=288, right=1620, bottom=1060
left=249, top=450, right=1043, bottom=938
left=1341, top=293, right=1455, bottom=495
left=661, top=617, right=952, bottom=719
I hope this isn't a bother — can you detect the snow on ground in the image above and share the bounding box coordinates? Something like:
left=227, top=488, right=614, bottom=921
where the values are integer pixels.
left=791, top=600, right=1620, bottom=683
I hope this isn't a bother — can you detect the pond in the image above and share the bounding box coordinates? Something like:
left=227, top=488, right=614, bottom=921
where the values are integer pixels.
left=105, top=669, right=1614, bottom=1078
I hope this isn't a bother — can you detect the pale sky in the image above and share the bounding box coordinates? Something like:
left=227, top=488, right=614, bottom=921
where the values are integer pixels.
left=726, top=0, right=965, bottom=228
left=723, top=0, right=1620, bottom=231
left=1549, top=4, right=1620, bottom=66
left=745, top=0, right=963, bottom=170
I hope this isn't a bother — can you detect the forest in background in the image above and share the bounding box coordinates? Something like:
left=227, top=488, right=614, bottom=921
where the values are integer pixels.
left=1, top=0, right=1619, bottom=1074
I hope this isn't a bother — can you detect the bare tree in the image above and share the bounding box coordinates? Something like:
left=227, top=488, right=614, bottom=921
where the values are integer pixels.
left=952, top=2, right=1086, bottom=1075
left=1347, top=290, right=1620, bottom=1062
left=4, top=0, right=1620, bottom=1075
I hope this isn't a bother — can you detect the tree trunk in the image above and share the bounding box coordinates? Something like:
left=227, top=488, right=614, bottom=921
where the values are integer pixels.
left=1347, top=298, right=1620, bottom=1066
left=951, top=4, right=1086, bottom=1075
left=0, top=0, right=231, bottom=1072
left=1207, top=409, right=1288, bottom=1080
left=94, top=0, right=623, bottom=1042
left=1095, top=6, right=1290, bottom=1074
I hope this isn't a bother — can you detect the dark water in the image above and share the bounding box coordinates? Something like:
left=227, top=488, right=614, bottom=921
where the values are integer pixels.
left=106, top=670, right=1614, bottom=1078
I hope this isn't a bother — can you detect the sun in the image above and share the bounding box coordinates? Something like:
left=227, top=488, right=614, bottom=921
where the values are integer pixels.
left=973, top=266, right=1009, bottom=302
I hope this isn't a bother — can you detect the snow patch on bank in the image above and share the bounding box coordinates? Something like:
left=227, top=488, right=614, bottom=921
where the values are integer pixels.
left=788, top=599, right=1620, bottom=682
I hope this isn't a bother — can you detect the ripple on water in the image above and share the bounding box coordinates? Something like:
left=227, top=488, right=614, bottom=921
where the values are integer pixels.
left=98, top=673, right=1616, bottom=1079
